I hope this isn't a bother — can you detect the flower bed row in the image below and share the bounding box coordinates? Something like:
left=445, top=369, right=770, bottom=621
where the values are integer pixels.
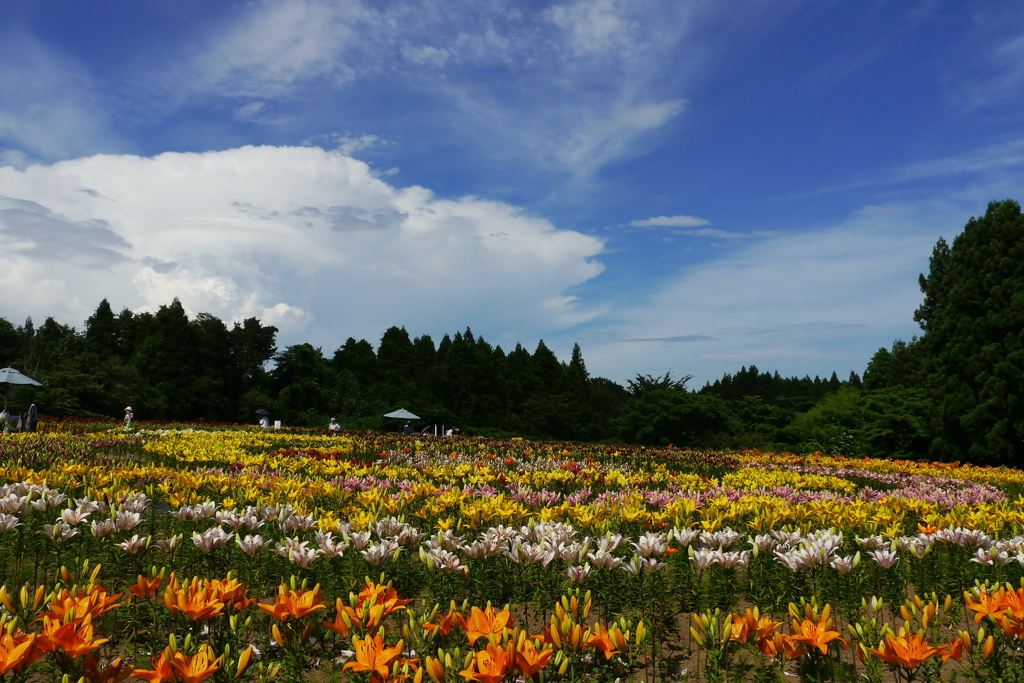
left=1, top=423, right=1023, bottom=681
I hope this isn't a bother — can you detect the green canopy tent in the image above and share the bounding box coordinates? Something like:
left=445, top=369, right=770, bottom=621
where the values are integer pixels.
left=383, top=408, right=419, bottom=420
left=384, top=408, right=420, bottom=435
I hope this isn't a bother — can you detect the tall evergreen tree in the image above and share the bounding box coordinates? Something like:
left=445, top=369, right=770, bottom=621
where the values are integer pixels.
left=914, top=199, right=1024, bottom=463
left=531, top=340, right=563, bottom=388
left=85, top=299, right=119, bottom=358
left=0, top=317, right=22, bottom=367
left=230, top=318, right=278, bottom=391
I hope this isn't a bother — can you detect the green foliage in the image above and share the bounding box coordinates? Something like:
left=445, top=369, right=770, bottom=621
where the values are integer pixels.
left=0, top=297, right=864, bottom=451
left=920, top=200, right=1024, bottom=463
left=865, top=199, right=1024, bottom=464
left=790, top=387, right=861, bottom=456
left=853, top=387, right=935, bottom=459
left=615, top=381, right=735, bottom=447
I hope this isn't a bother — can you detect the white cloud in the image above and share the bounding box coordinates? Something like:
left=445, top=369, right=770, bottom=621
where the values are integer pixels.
left=171, top=0, right=364, bottom=100
left=127, top=0, right=714, bottom=179
left=260, top=303, right=315, bottom=330
left=631, top=215, right=710, bottom=228
left=0, top=30, right=124, bottom=161
left=0, top=257, right=82, bottom=322
left=580, top=208, right=941, bottom=384
left=233, top=101, right=295, bottom=125
left=546, top=0, right=638, bottom=56
left=0, top=145, right=604, bottom=347
left=627, top=215, right=771, bottom=240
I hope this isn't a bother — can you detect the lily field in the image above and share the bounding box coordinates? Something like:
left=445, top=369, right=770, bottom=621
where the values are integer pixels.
left=1, top=422, right=1023, bottom=682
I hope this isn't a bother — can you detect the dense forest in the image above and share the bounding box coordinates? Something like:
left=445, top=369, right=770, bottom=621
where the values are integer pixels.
left=2, top=199, right=1022, bottom=465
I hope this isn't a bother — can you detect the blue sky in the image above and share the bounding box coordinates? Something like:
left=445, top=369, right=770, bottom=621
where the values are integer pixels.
left=1, top=0, right=1023, bottom=386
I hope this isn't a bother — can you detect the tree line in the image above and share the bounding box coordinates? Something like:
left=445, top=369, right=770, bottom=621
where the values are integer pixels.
left=0, top=299, right=863, bottom=449
left=1, top=199, right=1021, bottom=464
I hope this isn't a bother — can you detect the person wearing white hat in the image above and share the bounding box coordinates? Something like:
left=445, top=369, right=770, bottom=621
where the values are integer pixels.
left=124, top=406, right=133, bottom=430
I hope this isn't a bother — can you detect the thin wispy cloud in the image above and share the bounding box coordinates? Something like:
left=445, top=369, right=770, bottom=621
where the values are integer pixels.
left=631, top=215, right=710, bottom=228
left=120, top=0, right=713, bottom=181
left=0, top=30, right=124, bottom=162
left=580, top=207, right=940, bottom=383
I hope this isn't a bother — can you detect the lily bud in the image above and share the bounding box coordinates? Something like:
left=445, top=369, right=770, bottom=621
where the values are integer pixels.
left=960, top=631, right=972, bottom=655
left=690, top=626, right=704, bottom=647
left=425, top=656, right=445, bottom=683
left=236, top=646, right=255, bottom=677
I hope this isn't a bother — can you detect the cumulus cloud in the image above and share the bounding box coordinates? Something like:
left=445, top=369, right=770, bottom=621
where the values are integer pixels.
left=0, top=195, right=131, bottom=267
left=0, top=145, right=604, bottom=344
left=260, top=303, right=315, bottom=330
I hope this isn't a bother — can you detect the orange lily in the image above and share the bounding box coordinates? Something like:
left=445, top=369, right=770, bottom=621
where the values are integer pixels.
left=357, top=581, right=413, bottom=616
left=729, top=609, right=784, bottom=655
left=585, top=623, right=621, bottom=660
left=940, top=636, right=966, bottom=663
left=39, top=614, right=110, bottom=662
left=130, top=647, right=174, bottom=682
left=128, top=575, right=163, bottom=601
left=344, top=634, right=406, bottom=680
left=458, top=606, right=514, bottom=645
left=423, top=609, right=461, bottom=636
left=460, top=642, right=513, bottom=683
left=869, top=633, right=944, bottom=669
left=170, top=644, right=220, bottom=683
left=788, top=616, right=848, bottom=655
left=753, top=616, right=784, bottom=655
left=0, top=632, right=42, bottom=675
left=771, top=633, right=809, bottom=660
left=965, top=589, right=1009, bottom=624
left=514, top=638, right=553, bottom=678
left=207, top=577, right=254, bottom=611
left=163, top=579, right=225, bottom=621
left=999, top=613, right=1024, bottom=640
left=258, top=585, right=326, bottom=621
left=44, top=585, right=123, bottom=622
left=132, top=644, right=220, bottom=683
left=728, top=613, right=753, bottom=644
